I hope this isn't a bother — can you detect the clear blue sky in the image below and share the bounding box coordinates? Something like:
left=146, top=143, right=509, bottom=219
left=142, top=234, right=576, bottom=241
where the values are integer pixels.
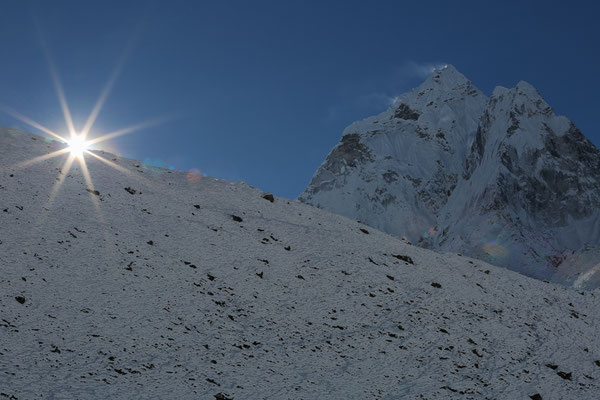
left=1, top=1, right=598, bottom=198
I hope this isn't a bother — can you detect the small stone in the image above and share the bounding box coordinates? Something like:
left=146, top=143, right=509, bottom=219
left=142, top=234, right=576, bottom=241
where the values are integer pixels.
left=231, top=215, right=243, bottom=222
left=15, top=296, right=26, bottom=304
left=86, top=189, right=100, bottom=196
left=262, top=193, right=275, bottom=203
left=360, top=228, right=369, bottom=234
left=392, top=254, right=414, bottom=264
left=529, top=394, right=543, bottom=400
left=431, top=282, right=442, bottom=288
left=556, top=371, right=572, bottom=380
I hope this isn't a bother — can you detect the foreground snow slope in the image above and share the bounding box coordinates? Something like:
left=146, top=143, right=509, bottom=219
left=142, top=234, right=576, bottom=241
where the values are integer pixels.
left=1, top=127, right=599, bottom=399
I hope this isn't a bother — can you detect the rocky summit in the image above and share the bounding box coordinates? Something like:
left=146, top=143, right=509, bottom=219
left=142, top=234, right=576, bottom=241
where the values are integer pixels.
left=300, top=65, right=600, bottom=288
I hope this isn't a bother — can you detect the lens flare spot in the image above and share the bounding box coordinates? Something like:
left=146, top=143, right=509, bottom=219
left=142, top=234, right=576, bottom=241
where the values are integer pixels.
left=186, top=168, right=203, bottom=184
left=482, top=240, right=508, bottom=259
left=422, top=227, right=437, bottom=239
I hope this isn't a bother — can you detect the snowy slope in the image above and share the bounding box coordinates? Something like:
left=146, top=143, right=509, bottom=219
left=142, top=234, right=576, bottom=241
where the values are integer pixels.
left=300, top=66, right=600, bottom=287
left=1, top=127, right=600, bottom=399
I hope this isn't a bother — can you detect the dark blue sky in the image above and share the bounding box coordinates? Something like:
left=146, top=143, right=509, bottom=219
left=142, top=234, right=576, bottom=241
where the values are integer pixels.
left=1, top=1, right=598, bottom=198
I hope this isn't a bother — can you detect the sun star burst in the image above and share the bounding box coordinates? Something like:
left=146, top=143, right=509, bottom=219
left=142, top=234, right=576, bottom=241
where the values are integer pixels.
left=67, top=134, right=90, bottom=159
left=2, top=36, right=170, bottom=218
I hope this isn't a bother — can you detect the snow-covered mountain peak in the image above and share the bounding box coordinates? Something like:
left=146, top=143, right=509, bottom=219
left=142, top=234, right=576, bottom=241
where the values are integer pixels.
left=399, top=64, right=485, bottom=108
left=478, top=83, right=562, bottom=150
left=490, top=81, right=542, bottom=107
left=303, top=68, right=600, bottom=288
left=420, top=64, right=469, bottom=88
left=515, top=79, right=540, bottom=93
left=301, top=66, right=489, bottom=246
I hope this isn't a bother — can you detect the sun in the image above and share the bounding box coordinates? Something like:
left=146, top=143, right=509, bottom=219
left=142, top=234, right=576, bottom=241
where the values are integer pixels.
left=67, top=134, right=89, bottom=158
left=1, top=24, right=173, bottom=220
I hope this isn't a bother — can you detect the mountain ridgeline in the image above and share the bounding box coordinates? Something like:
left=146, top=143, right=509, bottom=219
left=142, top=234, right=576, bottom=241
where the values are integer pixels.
left=300, top=65, right=600, bottom=288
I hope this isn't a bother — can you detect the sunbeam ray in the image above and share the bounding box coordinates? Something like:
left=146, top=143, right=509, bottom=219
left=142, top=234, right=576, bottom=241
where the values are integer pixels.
left=85, top=151, right=137, bottom=176
left=46, top=154, right=75, bottom=208
left=85, top=150, right=156, bottom=189
left=34, top=16, right=77, bottom=137
left=35, top=153, right=76, bottom=230
left=15, top=147, right=70, bottom=170
left=0, top=106, right=68, bottom=143
left=44, top=49, right=77, bottom=138
left=79, top=157, right=104, bottom=219
left=80, top=26, right=141, bottom=138
left=80, top=67, right=121, bottom=139
left=86, top=115, right=173, bottom=146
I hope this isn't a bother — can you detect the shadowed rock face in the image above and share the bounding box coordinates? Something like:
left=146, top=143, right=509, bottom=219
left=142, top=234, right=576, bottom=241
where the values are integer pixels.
left=328, top=133, right=374, bottom=171
left=393, top=103, right=420, bottom=120
left=301, top=66, right=600, bottom=286
left=302, top=133, right=373, bottom=195
left=470, top=94, right=600, bottom=229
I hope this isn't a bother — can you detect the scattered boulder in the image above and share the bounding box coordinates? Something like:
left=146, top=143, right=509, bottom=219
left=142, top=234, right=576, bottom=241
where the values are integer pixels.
left=147, top=240, right=154, bottom=246
left=206, top=378, right=219, bottom=386
left=392, top=254, right=414, bottom=264
left=262, top=193, right=275, bottom=203
left=360, top=228, right=369, bottom=234
left=556, top=371, right=572, bottom=380
left=431, top=282, right=442, bottom=288
left=472, top=348, right=483, bottom=357
left=214, top=393, right=232, bottom=400
left=529, top=394, right=543, bottom=400
left=86, top=189, right=100, bottom=196
left=193, top=204, right=200, bottom=209
left=231, top=215, right=243, bottom=222
left=124, top=187, right=137, bottom=195
left=15, top=296, right=25, bottom=304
